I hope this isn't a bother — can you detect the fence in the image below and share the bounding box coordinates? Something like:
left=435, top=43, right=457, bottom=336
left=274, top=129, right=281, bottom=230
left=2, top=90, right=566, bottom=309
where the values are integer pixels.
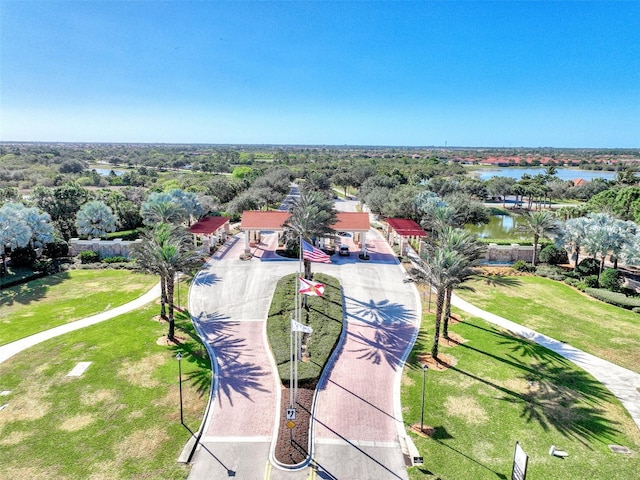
left=69, top=238, right=142, bottom=259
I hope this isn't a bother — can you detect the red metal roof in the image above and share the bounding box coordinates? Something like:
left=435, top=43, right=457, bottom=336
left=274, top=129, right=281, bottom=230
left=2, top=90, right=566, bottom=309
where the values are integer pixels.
left=240, top=210, right=371, bottom=232
left=189, top=216, right=230, bottom=235
left=334, top=212, right=370, bottom=232
left=241, top=211, right=291, bottom=230
left=386, top=218, right=427, bottom=237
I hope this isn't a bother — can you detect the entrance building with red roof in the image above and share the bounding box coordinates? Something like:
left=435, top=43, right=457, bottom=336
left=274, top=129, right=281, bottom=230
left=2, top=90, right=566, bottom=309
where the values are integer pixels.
left=385, top=218, right=427, bottom=254
left=240, top=210, right=371, bottom=256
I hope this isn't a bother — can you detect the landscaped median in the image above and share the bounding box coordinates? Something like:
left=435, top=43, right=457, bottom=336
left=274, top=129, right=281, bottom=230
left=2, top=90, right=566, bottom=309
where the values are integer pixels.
left=265, top=272, right=343, bottom=466
left=402, top=283, right=640, bottom=479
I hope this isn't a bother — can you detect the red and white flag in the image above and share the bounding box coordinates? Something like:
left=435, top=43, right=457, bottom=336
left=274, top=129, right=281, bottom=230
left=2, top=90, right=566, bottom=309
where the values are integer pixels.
left=299, top=277, right=325, bottom=296
left=301, top=239, right=331, bottom=263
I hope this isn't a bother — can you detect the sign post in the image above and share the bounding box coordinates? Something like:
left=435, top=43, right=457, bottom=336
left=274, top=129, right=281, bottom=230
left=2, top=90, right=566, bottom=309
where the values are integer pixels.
left=511, top=441, right=528, bottom=480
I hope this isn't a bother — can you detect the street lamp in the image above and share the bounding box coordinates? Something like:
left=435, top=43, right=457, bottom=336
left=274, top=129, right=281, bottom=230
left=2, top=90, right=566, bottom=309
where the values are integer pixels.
left=176, top=352, right=184, bottom=424
left=420, top=364, right=429, bottom=433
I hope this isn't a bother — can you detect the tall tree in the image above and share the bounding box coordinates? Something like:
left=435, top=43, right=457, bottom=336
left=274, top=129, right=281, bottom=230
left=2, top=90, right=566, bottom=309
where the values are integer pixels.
left=131, top=223, right=203, bottom=340
left=519, top=210, right=562, bottom=266
left=0, top=207, right=31, bottom=276
left=75, top=200, right=117, bottom=239
left=284, top=188, right=337, bottom=279
left=561, top=216, right=591, bottom=270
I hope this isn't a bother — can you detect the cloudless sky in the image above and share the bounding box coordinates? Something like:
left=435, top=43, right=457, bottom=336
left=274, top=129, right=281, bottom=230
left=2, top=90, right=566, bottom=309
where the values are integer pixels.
left=1, top=1, right=638, bottom=147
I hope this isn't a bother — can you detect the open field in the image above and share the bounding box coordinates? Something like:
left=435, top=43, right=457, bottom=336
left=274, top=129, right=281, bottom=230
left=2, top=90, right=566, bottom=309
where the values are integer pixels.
left=403, top=310, right=640, bottom=480
left=0, top=305, right=209, bottom=480
left=457, top=276, right=640, bottom=373
left=0, top=270, right=158, bottom=346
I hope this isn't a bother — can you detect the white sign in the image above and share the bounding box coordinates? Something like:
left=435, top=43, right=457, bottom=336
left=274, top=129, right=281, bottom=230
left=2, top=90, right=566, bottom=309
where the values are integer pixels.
left=512, top=441, right=528, bottom=480
left=286, top=408, right=296, bottom=420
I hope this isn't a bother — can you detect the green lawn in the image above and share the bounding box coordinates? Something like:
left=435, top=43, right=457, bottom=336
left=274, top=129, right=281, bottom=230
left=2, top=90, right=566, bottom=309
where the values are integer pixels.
left=457, top=275, right=640, bottom=373
left=403, top=311, right=640, bottom=480
left=0, top=305, right=209, bottom=480
left=0, top=269, right=158, bottom=346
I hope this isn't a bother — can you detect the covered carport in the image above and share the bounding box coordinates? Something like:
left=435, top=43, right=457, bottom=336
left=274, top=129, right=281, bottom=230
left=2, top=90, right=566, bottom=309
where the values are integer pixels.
left=240, top=211, right=290, bottom=254
left=189, top=216, right=230, bottom=253
left=385, top=217, right=427, bottom=255
left=333, top=212, right=371, bottom=256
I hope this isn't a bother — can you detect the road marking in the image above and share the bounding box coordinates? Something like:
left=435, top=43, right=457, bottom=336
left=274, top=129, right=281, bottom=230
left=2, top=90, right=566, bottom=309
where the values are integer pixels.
left=201, top=435, right=271, bottom=443
left=264, top=461, right=272, bottom=480
left=308, top=459, right=317, bottom=480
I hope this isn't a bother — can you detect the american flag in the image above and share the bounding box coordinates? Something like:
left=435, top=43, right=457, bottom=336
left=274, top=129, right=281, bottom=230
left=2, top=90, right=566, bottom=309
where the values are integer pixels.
left=301, top=239, right=331, bottom=263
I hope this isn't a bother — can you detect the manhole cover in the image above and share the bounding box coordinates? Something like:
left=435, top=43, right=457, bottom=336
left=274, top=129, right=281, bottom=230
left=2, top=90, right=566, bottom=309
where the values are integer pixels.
left=608, top=445, right=631, bottom=454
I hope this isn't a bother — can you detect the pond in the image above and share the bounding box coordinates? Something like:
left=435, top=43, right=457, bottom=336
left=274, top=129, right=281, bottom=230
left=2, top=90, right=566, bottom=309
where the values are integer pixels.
left=94, top=168, right=126, bottom=176
left=466, top=213, right=530, bottom=241
left=475, top=167, right=616, bottom=182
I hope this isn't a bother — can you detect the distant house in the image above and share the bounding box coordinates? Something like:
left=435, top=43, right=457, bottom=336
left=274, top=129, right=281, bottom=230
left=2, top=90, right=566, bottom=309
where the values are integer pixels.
left=572, top=178, right=589, bottom=187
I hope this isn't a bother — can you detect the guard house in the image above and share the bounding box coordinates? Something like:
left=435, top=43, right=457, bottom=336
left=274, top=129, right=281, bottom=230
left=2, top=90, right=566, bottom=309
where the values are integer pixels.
left=240, top=210, right=371, bottom=256
left=385, top=218, right=427, bottom=254
left=189, top=216, right=231, bottom=252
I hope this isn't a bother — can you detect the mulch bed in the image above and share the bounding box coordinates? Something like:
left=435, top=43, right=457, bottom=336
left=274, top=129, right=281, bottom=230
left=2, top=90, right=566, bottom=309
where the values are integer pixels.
left=274, top=381, right=316, bottom=465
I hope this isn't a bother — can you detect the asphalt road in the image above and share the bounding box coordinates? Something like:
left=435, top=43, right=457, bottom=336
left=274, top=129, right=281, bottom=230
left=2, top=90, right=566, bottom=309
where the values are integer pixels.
left=187, top=207, right=420, bottom=479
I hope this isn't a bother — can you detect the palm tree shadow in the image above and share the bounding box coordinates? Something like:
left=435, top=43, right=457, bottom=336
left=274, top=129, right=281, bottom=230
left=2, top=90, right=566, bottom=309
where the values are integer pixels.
left=452, top=330, right=622, bottom=446
left=190, top=310, right=271, bottom=406
left=342, top=296, right=417, bottom=368
left=193, top=271, right=220, bottom=287
left=481, top=275, right=523, bottom=288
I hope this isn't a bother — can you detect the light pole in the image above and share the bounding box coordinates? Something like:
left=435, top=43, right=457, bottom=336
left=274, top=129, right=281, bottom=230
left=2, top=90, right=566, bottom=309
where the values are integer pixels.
left=176, top=352, right=184, bottom=424
left=420, top=364, right=428, bottom=432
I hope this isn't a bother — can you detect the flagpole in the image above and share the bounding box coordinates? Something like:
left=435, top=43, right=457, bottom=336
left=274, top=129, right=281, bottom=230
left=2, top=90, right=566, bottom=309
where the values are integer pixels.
left=289, top=314, right=293, bottom=408
left=295, top=233, right=303, bottom=404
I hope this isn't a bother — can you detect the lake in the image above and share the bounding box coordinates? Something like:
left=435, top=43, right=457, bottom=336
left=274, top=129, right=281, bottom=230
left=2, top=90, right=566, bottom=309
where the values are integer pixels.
left=466, top=213, right=530, bottom=241
left=475, top=167, right=616, bottom=182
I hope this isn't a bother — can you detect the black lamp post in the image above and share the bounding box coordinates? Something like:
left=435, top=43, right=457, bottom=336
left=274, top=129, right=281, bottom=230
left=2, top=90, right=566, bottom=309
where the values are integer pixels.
left=420, top=364, right=428, bottom=432
left=176, top=352, right=184, bottom=424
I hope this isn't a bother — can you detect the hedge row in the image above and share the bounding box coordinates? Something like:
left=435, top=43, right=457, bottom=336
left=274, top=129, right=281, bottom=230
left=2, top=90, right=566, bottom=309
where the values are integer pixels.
left=584, top=288, right=640, bottom=310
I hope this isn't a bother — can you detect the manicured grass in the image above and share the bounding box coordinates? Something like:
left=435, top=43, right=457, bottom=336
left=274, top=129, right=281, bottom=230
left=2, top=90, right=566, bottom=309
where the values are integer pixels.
left=266, top=273, right=343, bottom=383
left=0, top=269, right=158, bottom=346
left=403, top=310, right=640, bottom=480
left=0, top=305, right=210, bottom=480
left=457, top=275, right=640, bottom=373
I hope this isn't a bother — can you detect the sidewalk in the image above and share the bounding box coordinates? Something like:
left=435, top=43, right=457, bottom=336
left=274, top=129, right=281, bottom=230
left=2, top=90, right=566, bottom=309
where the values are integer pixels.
left=0, top=283, right=161, bottom=365
left=451, top=293, right=640, bottom=432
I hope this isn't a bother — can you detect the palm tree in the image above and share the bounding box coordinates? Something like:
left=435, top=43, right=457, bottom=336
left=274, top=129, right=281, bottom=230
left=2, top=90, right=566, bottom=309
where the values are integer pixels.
left=561, top=216, right=591, bottom=270
left=132, top=223, right=204, bottom=339
left=416, top=247, right=466, bottom=360
left=519, top=210, right=562, bottom=266
left=283, top=188, right=337, bottom=279
left=141, top=192, right=188, bottom=226
left=1, top=202, right=54, bottom=249
left=0, top=207, right=31, bottom=276
left=75, top=200, right=117, bottom=238
left=436, top=227, right=485, bottom=338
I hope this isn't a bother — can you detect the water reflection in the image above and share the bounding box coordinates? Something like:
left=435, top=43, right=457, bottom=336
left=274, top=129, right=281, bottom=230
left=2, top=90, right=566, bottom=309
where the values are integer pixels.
left=466, top=214, right=528, bottom=240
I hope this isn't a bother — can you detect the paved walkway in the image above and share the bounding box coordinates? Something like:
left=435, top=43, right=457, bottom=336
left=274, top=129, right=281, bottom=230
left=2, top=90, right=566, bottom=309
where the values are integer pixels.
left=451, top=293, right=640, bottom=431
left=0, top=283, right=161, bottom=365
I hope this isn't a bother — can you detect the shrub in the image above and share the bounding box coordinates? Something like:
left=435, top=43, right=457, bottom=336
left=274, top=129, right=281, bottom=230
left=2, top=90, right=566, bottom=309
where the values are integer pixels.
left=43, top=242, right=69, bottom=258
left=633, top=307, right=640, bottom=314
left=101, top=256, right=130, bottom=264
left=564, top=277, right=581, bottom=288
left=78, top=250, right=100, bottom=264
left=599, top=268, right=621, bottom=292
left=535, top=265, right=566, bottom=281
left=563, top=270, right=580, bottom=279
left=9, top=246, right=37, bottom=268
left=583, top=275, right=599, bottom=288
left=585, top=288, right=640, bottom=310
left=513, top=260, right=535, bottom=273
left=577, top=258, right=600, bottom=277
left=538, top=245, right=569, bottom=265
left=106, top=230, right=140, bottom=241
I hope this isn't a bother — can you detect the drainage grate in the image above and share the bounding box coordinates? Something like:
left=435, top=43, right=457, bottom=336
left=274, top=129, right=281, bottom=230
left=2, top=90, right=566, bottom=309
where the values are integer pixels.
left=608, top=445, right=632, bottom=454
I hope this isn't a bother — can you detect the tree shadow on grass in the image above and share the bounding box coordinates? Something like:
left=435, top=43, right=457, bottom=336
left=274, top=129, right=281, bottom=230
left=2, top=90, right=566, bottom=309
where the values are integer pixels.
left=480, top=275, right=524, bottom=288
left=0, top=270, right=69, bottom=307
left=453, top=331, right=622, bottom=447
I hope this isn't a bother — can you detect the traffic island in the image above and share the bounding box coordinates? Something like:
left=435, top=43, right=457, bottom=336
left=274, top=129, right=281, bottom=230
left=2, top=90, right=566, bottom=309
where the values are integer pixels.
left=266, top=273, right=343, bottom=466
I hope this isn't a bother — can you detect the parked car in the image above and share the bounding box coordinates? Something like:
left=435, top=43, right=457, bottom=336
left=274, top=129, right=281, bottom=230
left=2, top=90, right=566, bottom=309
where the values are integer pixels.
left=339, top=244, right=350, bottom=256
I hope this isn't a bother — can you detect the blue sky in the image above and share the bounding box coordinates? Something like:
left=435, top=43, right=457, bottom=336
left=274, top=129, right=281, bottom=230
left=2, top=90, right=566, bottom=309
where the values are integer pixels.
left=1, top=1, right=638, bottom=147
